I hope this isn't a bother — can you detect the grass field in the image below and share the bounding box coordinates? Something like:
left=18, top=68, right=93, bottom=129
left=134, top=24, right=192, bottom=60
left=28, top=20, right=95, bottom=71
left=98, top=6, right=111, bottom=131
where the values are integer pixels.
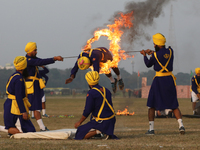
left=0, top=95, right=200, bottom=150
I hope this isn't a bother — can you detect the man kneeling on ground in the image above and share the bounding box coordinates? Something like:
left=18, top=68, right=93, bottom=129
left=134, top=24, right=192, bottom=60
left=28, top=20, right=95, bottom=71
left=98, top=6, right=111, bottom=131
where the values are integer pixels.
left=74, top=71, right=118, bottom=140
left=4, top=56, right=36, bottom=135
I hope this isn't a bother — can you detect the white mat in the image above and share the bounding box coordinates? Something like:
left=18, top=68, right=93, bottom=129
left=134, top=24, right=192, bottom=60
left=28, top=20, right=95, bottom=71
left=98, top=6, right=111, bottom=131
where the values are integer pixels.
left=11, top=129, right=77, bottom=139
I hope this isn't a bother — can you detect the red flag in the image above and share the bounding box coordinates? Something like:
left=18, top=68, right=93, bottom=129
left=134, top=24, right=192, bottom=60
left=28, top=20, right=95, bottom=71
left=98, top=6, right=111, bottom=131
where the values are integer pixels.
left=138, top=71, right=140, bottom=77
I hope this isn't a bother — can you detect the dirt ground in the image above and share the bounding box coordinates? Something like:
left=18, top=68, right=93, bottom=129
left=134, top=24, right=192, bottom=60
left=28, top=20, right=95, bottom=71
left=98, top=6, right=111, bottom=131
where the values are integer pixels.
left=0, top=96, right=199, bottom=150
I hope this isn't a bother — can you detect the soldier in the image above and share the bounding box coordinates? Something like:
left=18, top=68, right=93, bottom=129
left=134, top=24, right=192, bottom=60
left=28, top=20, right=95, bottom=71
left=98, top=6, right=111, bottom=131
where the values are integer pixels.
left=74, top=71, right=118, bottom=139
left=65, top=47, right=124, bottom=93
left=140, top=33, right=185, bottom=135
left=25, top=42, right=63, bottom=131
left=4, top=56, right=36, bottom=135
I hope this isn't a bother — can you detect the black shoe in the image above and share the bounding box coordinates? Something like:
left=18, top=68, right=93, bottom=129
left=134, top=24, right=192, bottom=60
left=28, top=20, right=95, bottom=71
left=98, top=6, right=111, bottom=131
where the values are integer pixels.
left=111, top=78, right=117, bottom=93
left=7, top=133, right=13, bottom=138
left=179, top=126, right=185, bottom=135
left=93, top=133, right=104, bottom=138
left=118, top=78, right=124, bottom=90
left=145, top=130, right=155, bottom=135
left=40, top=127, right=50, bottom=132
left=167, top=112, right=173, bottom=118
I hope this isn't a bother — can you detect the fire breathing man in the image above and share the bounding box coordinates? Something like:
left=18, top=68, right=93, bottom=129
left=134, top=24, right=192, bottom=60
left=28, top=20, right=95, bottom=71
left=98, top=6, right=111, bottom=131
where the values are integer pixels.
left=4, top=56, right=36, bottom=135
left=191, top=68, right=200, bottom=115
left=140, top=33, right=185, bottom=135
left=25, top=42, right=63, bottom=131
left=65, top=47, right=124, bottom=93
left=74, top=71, right=118, bottom=140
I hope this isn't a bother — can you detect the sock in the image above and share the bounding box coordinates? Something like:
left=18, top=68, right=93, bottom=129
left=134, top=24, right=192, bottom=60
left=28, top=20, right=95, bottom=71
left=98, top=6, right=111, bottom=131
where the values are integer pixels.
left=31, top=111, right=34, bottom=118
left=42, top=109, right=46, bottom=115
left=193, top=110, right=196, bottom=114
left=29, top=111, right=33, bottom=116
left=177, top=119, right=184, bottom=128
left=37, top=119, right=45, bottom=130
left=15, top=118, right=22, bottom=132
left=109, top=76, right=115, bottom=83
left=117, top=75, right=121, bottom=81
left=149, top=121, right=154, bottom=131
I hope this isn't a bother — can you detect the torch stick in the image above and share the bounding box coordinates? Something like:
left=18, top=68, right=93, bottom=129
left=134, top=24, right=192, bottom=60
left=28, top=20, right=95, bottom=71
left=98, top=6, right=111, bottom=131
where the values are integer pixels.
left=63, top=50, right=142, bottom=59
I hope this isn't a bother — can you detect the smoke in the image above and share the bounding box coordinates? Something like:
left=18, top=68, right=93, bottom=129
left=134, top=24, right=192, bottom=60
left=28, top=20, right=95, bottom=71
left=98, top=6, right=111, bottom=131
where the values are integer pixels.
left=109, top=0, right=170, bottom=49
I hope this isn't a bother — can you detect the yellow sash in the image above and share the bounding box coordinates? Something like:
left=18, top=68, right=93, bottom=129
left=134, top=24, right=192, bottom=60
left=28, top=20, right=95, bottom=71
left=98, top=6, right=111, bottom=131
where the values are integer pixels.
left=26, top=67, right=46, bottom=94
left=6, top=73, right=31, bottom=117
left=27, top=77, right=45, bottom=89
left=92, top=87, right=115, bottom=122
left=153, top=48, right=176, bottom=86
left=154, top=48, right=172, bottom=73
left=194, top=76, right=200, bottom=93
left=8, top=94, right=31, bottom=117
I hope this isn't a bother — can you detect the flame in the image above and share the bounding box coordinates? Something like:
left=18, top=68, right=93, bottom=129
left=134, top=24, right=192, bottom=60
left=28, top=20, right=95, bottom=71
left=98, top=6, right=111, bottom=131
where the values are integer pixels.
left=83, top=12, right=134, bottom=74
left=116, top=106, right=135, bottom=116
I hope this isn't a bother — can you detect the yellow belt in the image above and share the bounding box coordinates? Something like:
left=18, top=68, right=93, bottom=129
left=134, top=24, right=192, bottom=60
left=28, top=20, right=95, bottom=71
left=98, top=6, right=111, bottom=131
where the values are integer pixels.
left=154, top=71, right=176, bottom=86
left=8, top=94, right=31, bottom=118
left=8, top=94, right=16, bottom=99
left=27, top=76, right=46, bottom=89
left=93, top=114, right=115, bottom=122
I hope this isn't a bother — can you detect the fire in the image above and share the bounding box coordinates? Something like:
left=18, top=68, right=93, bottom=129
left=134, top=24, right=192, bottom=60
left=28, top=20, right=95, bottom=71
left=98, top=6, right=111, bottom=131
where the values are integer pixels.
left=116, top=106, right=135, bottom=116
left=83, top=12, right=134, bottom=74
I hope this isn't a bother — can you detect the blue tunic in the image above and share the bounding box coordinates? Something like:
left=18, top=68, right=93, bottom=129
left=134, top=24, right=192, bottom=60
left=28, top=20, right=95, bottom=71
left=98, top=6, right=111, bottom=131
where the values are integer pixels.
left=191, top=75, right=200, bottom=94
left=144, top=47, right=179, bottom=110
left=25, top=55, right=54, bottom=110
left=75, top=85, right=118, bottom=140
left=4, top=71, right=36, bottom=132
left=71, top=47, right=113, bottom=78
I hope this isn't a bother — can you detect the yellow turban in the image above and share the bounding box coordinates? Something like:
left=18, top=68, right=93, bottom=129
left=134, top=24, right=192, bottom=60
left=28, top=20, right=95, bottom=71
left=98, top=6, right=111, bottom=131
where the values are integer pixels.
left=85, top=71, right=100, bottom=85
left=25, top=42, right=37, bottom=53
left=78, top=56, right=90, bottom=70
left=195, top=68, right=200, bottom=74
left=152, top=33, right=166, bottom=46
left=13, top=56, right=27, bottom=70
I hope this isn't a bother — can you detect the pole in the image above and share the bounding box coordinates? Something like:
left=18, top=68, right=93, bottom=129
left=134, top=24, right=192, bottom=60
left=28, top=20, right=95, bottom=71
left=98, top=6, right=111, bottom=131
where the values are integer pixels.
left=63, top=56, right=78, bottom=59
left=124, top=51, right=141, bottom=53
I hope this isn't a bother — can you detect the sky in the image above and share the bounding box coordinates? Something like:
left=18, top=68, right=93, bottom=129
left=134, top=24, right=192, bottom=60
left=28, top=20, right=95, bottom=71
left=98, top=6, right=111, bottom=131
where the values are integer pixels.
left=0, top=0, right=200, bottom=75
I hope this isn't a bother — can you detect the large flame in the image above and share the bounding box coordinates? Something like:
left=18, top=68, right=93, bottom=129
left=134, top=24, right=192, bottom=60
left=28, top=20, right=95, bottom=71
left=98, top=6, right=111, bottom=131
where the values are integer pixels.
left=83, top=12, right=134, bottom=74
